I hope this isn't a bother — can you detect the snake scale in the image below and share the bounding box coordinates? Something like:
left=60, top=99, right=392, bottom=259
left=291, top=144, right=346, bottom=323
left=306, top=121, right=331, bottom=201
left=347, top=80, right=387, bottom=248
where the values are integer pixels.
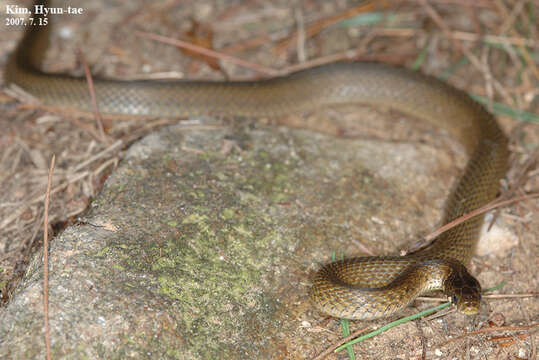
left=5, top=0, right=508, bottom=320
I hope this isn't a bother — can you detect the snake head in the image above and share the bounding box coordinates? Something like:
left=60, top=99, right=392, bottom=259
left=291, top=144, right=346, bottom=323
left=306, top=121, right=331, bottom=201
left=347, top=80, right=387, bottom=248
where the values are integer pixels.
left=452, top=285, right=482, bottom=315
left=445, top=262, right=482, bottom=315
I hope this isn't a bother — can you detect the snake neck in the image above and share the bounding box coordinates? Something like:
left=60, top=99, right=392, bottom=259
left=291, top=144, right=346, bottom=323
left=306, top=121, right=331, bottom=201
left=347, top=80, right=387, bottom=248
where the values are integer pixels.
left=411, top=130, right=509, bottom=264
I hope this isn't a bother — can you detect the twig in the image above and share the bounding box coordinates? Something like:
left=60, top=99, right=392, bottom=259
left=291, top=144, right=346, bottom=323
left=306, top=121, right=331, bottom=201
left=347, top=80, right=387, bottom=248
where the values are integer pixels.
left=415, top=320, right=427, bottom=360
left=497, top=0, right=526, bottom=36
left=416, top=296, right=447, bottom=302
left=76, top=48, right=108, bottom=143
left=279, top=48, right=411, bottom=75
left=491, top=332, right=533, bottom=347
left=417, top=292, right=539, bottom=301
left=360, top=28, right=538, bottom=48
left=492, top=0, right=539, bottom=81
left=276, top=1, right=385, bottom=54
left=280, top=49, right=362, bottom=74
left=0, top=171, right=90, bottom=230
left=65, top=115, right=107, bottom=142
left=419, top=0, right=513, bottom=105
left=517, top=291, right=536, bottom=359
left=422, top=306, right=455, bottom=321
left=440, top=324, right=539, bottom=346
left=423, top=193, right=539, bottom=243
left=295, top=6, right=306, bottom=63
left=221, top=33, right=273, bottom=54
left=507, top=147, right=539, bottom=193
left=134, top=31, right=279, bottom=76
left=43, top=155, right=55, bottom=360
left=407, top=0, right=495, bottom=8
left=311, top=326, right=370, bottom=360
left=72, top=139, right=123, bottom=172
left=449, top=31, right=537, bottom=48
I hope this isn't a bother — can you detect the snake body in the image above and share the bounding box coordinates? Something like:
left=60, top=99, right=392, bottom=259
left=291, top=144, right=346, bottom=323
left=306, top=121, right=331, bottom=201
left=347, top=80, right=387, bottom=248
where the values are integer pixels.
left=5, top=1, right=508, bottom=320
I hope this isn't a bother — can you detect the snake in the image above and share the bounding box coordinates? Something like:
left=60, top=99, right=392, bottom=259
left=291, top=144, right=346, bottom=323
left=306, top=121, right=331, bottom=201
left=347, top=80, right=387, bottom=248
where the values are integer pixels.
left=5, top=0, right=508, bottom=320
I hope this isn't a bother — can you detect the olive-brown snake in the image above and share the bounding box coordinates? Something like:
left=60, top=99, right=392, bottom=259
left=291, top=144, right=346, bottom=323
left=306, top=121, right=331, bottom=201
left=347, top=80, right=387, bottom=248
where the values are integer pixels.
left=4, top=0, right=509, bottom=319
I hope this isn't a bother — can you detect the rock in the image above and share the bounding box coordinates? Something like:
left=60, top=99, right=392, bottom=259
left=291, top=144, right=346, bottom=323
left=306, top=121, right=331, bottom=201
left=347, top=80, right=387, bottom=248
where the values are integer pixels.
left=0, top=118, right=463, bottom=359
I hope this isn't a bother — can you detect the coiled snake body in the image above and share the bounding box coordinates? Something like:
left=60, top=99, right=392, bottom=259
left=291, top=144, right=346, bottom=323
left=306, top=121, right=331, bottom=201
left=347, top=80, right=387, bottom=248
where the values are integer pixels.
left=5, top=1, right=508, bottom=320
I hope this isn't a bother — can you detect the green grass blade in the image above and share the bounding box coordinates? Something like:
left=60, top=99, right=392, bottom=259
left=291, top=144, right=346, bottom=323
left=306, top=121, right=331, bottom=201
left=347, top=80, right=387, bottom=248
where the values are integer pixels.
left=471, top=95, right=538, bottom=123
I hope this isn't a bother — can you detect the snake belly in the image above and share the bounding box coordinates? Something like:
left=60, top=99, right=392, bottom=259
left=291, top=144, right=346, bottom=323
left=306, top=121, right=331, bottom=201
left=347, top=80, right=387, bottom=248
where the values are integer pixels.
left=5, top=0, right=509, bottom=320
